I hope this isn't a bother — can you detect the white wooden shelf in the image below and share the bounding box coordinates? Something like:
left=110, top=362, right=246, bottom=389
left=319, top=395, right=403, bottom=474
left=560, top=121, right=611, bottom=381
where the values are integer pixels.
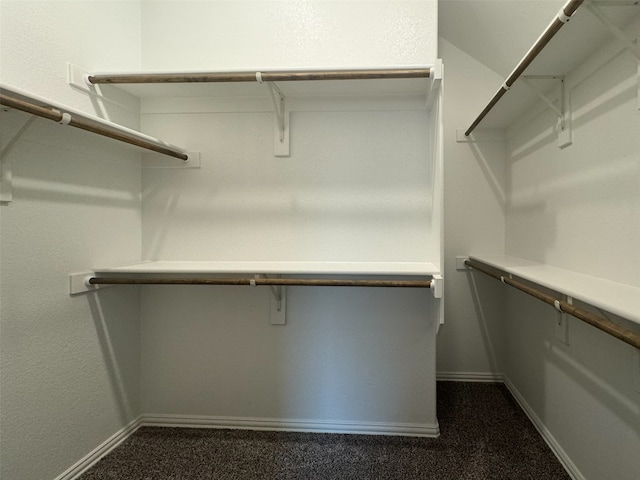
left=468, top=254, right=640, bottom=325
left=70, top=261, right=442, bottom=303
left=465, top=1, right=639, bottom=133
left=94, top=260, right=440, bottom=277
left=0, top=82, right=189, bottom=160
left=70, top=63, right=443, bottom=157
left=73, top=65, right=438, bottom=100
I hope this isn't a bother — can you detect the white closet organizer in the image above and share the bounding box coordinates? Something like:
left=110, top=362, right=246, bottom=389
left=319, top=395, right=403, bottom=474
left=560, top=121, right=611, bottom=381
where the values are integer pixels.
left=69, top=64, right=445, bottom=323
left=69, top=64, right=442, bottom=156
left=464, top=255, right=640, bottom=350
left=72, top=261, right=439, bottom=291
left=460, top=0, right=640, bottom=143
left=458, top=1, right=640, bottom=349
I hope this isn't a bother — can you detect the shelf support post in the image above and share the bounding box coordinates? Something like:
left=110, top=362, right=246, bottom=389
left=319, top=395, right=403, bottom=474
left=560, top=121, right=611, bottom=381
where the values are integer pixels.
left=585, top=2, right=640, bottom=110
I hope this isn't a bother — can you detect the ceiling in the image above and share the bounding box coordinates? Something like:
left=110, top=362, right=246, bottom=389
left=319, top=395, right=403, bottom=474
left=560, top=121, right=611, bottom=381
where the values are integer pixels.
left=439, top=0, right=573, bottom=76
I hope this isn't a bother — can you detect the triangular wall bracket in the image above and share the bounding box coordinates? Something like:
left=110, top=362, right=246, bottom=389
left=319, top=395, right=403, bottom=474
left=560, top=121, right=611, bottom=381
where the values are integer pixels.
left=522, top=75, right=572, bottom=148
left=257, top=74, right=290, bottom=157
left=587, top=1, right=640, bottom=111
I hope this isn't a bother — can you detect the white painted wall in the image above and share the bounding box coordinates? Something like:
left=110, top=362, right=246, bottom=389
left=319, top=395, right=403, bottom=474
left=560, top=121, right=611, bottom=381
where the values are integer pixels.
left=138, top=105, right=440, bottom=431
left=0, top=0, right=141, bottom=125
left=501, top=16, right=640, bottom=480
left=0, top=2, right=143, bottom=479
left=141, top=0, right=437, bottom=70
left=437, top=38, right=507, bottom=379
left=136, top=0, right=441, bottom=433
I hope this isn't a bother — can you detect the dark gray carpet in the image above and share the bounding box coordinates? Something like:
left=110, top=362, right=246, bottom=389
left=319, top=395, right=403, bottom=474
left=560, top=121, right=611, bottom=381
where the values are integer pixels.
left=80, top=382, right=570, bottom=479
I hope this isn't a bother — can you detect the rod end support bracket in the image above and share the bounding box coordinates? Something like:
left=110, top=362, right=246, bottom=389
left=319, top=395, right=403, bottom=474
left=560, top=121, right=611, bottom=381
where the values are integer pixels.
left=431, top=275, right=443, bottom=299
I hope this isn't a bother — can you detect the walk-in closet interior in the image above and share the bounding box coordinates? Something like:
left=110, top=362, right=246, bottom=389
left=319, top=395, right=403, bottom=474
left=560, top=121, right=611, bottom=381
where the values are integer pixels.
left=1, top=1, right=638, bottom=479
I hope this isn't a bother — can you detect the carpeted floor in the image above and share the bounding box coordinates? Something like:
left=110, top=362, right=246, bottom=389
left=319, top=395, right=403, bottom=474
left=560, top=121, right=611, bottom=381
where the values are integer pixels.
left=79, top=382, right=570, bottom=479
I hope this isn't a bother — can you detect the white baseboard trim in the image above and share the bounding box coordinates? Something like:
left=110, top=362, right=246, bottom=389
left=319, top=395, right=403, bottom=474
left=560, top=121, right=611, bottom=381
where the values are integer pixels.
left=141, top=414, right=440, bottom=438
left=436, top=371, right=505, bottom=383
left=55, top=378, right=582, bottom=480
left=55, top=416, right=142, bottom=480
left=503, top=377, right=584, bottom=480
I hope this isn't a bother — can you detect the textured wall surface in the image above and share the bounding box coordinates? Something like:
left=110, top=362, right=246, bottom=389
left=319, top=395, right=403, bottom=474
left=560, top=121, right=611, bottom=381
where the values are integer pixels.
left=501, top=16, right=640, bottom=480
left=437, top=38, right=507, bottom=378
left=141, top=0, right=437, bottom=70
left=0, top=0, right=141, bottom=124
left=141, top=109, right=433, bottom=263
left=139, top=103, right=440, bottom=430
left=0, top=114, right=142, bottom=480
left=136, top=0, right=441, bottom=431
left=0, top=2, right=143, bottom=479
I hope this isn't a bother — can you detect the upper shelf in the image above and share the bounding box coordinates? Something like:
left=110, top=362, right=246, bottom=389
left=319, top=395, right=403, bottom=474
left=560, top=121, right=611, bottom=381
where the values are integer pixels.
left=468, top=254, right=640, bottom=325
left=69, top=260, right=441, bottom=295
left=74, top=65, right=439, bottom=99
left=465, top=0, right=640, bottom=134
left=93, top=260, right=440, bottom=277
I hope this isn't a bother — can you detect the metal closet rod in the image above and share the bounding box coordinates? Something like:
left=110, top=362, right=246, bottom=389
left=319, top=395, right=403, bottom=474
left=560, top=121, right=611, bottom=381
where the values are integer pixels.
left=0, top=91, right=188, bottom=161
left=87, top=68, right=432, bottom=85
left=465, top=0, right=585, bottom=136
left=88, top=276, right=434, bottom=289
left=465, top=259, right=640, bottom=350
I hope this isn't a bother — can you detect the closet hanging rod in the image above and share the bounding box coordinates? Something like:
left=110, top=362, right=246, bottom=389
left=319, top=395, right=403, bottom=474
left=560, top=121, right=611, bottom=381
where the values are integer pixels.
left=88, top=276, right=434, bottom=289
left=465, top=0, right=585, bottom=136
left=465, top=259, right=640, bottom=350
left=0, top=88, right=188, bottom=161
left=87, top=68, right=432, bottom=85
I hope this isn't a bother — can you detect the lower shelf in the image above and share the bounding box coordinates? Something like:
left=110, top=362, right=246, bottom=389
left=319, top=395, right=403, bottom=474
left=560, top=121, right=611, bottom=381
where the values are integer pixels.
left=70, top=260, right=442, bottom=297
left=93, top=260, right=440, bottom=276
left=468, top=254, right=640, bottom=326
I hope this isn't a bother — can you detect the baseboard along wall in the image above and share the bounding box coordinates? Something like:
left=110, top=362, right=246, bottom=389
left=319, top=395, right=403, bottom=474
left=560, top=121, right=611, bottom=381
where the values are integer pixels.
left=58, top=373, right=583, bottom=480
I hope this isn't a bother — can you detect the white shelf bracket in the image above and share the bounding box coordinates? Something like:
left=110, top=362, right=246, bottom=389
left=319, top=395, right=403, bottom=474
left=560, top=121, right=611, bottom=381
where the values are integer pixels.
left=431, top=275, right=443, bottom=299
left=586, top=2, right=640, bottom=110
left=256, top=72, right=290, bottom=157
left=69, top=271, right=114, bottom=295
left=587, top=2, right=640, bottom=63
left=0, top=113, right=36, bottom=202
left=257, top=274, right=287, bottom=325
left=522, top=75, right=572, bottom=148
